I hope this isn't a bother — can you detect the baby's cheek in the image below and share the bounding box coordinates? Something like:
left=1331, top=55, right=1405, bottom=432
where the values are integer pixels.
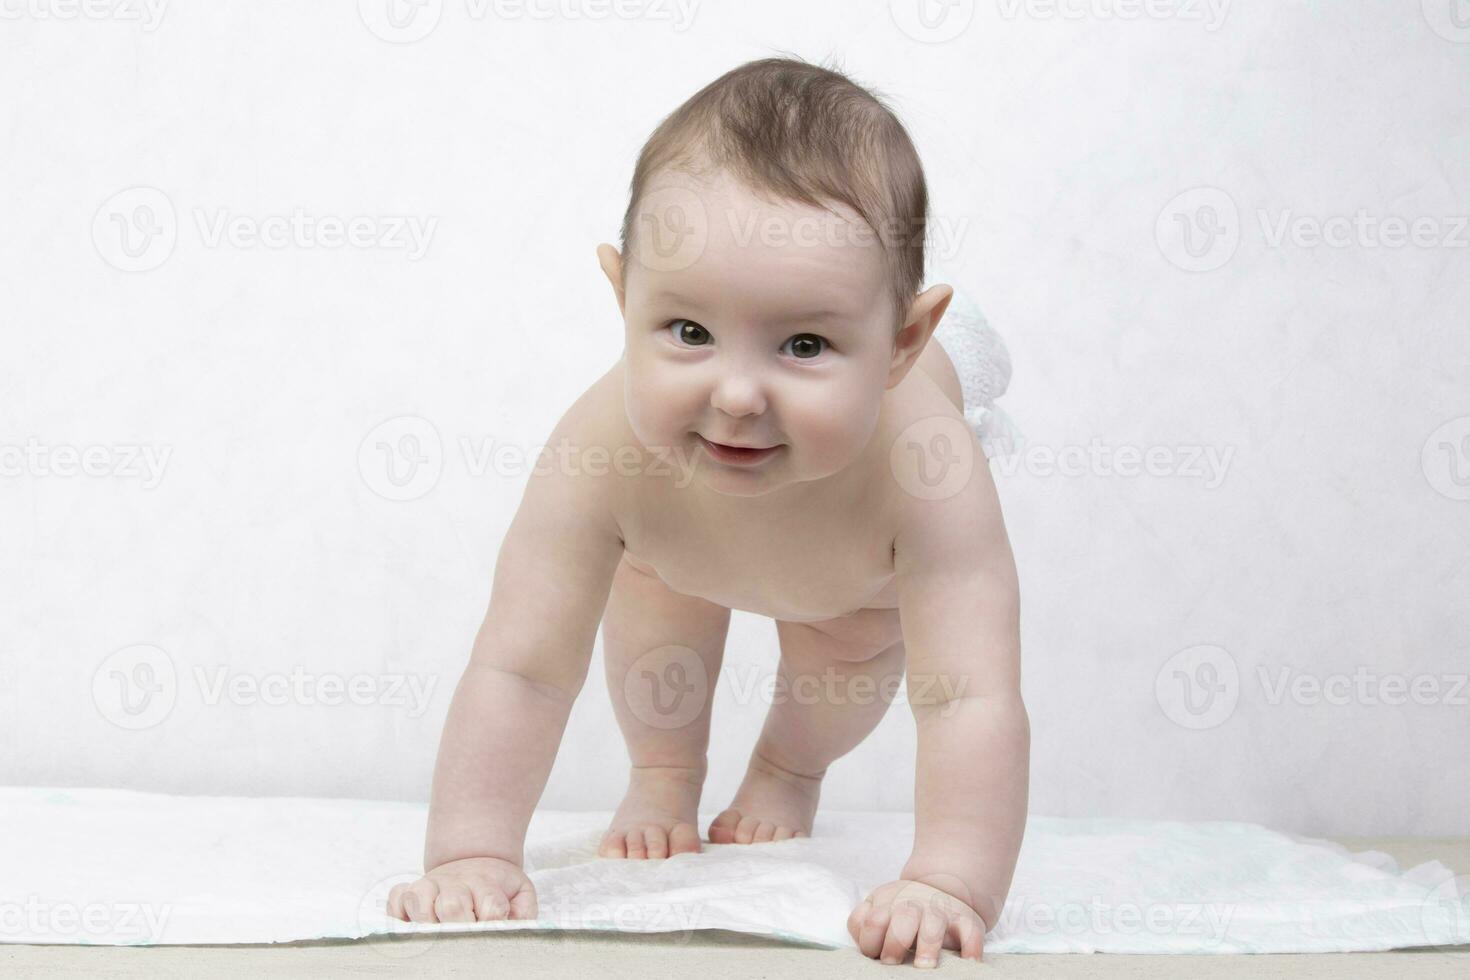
left=789, top=386, right=879, bottom=470
left=625, top=374, right=695, bottom=448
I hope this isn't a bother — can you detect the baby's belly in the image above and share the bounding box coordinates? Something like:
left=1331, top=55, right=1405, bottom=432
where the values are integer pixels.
left=620, top=549, right=899, bottom=627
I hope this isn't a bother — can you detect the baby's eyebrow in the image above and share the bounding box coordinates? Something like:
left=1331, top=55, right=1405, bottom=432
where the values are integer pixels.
left=767, top=308, right=848, bottom=325
left=653, top=288, right=849, bottom=326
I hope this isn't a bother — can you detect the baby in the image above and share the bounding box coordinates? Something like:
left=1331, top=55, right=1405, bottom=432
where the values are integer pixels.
left=388, top=56, right=1029, bottom=968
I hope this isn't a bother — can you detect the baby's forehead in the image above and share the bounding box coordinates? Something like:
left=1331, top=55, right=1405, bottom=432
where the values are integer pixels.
left=634, top=169, right=889, bottom=296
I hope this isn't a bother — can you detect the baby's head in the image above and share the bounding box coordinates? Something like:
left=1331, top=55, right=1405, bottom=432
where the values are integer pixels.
left=598, top=56, right=953, bottom=498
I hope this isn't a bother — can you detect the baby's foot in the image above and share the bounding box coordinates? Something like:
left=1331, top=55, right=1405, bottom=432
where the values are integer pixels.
left=709, top=753, right=821, bottom=844
left=598, top=764, right=705, bottom=859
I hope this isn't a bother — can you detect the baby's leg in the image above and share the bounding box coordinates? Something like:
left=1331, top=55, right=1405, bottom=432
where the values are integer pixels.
left=598, top=555, right=731, bottom=859
left=710, top=619, right=905, bottom=843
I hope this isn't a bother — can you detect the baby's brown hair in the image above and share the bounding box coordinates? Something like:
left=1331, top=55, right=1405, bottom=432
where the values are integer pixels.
left=617, top=54, right=931, bottom=336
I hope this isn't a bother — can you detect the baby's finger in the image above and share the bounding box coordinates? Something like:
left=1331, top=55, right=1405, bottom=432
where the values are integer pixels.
left=473, top=886, right=510, bottom=921
left=508, top=881, right=538, bottom=920
left=401, top=879, right=441, bottom=923
left=950, top=910, right=985, bottom=962
left=912, top=909, right=947, bottom=968
left=387, top=882, right=408, bottom=921
left=847, top=898, right=873, bottom=943
left=879, top=901, right=922, bottom=965
left=433, top=881, right=475, bottom=923
left=857, top=900, right=892, bottom=959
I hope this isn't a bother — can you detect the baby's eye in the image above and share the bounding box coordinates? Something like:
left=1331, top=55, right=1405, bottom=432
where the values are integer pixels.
left=667, top=318, right=711, bottom=347
left=783, top=333, right=827, bottom=359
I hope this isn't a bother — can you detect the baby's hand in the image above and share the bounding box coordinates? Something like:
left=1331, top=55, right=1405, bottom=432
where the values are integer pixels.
left=848, top=876, right=987, bottom=967
left=387, top=857, right=538, bottom=923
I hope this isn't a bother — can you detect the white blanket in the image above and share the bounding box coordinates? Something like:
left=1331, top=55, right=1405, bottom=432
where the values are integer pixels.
left=3, top=786, right=1466, bottom=953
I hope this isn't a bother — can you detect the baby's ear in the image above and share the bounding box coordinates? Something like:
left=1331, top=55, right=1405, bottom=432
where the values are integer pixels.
left=889, top=284, right=955, bottom=378
left=596, top=243, right=626, bottom=315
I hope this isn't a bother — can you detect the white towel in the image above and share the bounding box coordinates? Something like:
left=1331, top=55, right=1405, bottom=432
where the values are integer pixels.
left=3, top=786, right=1466, bottom=953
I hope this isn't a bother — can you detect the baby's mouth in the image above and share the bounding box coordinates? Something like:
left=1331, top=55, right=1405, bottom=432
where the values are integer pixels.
left=695, top=434, right=782, bottom=465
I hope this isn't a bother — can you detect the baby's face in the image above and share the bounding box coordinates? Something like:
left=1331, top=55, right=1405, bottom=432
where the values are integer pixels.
left=611, top=167, right=899, bottom=498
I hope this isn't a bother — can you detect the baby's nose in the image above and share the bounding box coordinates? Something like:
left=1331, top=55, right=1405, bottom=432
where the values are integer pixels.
left=708, top=373, right=767, bottom=418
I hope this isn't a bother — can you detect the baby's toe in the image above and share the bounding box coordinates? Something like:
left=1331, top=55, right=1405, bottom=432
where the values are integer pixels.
left=773, top=826, right=796, bottom=841
left=644, top=825, right=669, bottom=859
left=752, top=820, right=777, bottom=843
left=708, top=808, right=742, bottom=844
left=669, top=821, right=703, bottom=855
left=734, top=815, right=763, bottom=844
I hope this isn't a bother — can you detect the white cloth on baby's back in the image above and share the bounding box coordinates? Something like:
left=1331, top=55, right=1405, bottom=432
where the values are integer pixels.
left=928, top=283, right=1020, bottom=459
left=3, top=786, right=1467, bottom=953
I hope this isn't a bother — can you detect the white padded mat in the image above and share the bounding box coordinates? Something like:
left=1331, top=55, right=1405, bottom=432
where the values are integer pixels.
left=3, top=786, right=1466, bottom=953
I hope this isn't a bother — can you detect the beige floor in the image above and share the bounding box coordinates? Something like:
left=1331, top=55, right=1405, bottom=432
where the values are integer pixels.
left=5, top=837, right=1467, bottom=979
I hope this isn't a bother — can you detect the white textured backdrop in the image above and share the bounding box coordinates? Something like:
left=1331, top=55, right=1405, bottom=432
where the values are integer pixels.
left=1, top=1, right=1466, bottom=836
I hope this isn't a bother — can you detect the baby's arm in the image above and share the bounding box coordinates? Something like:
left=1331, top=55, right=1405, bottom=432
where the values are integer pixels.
left=390, top=396, right=625, bottom=923
left=849, top=456, right=1028, bottom=965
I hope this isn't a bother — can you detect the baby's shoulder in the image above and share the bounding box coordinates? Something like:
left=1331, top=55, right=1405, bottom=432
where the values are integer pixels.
left=539, top=356, right=643, bottom=533
left=872, top=363, right=999, bottom=543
